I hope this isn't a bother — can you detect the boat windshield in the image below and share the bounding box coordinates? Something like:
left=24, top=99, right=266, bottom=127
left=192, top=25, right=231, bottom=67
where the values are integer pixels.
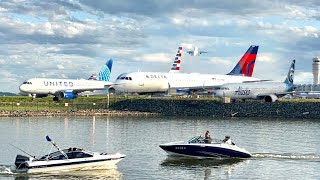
left=187, top=136, right=205, bottom=144
left=39, top=147, right=93, bottom=160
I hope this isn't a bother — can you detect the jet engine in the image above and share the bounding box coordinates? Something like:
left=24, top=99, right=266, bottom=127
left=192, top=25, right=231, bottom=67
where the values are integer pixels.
left=62, top=91, right=78, bottom=99
left=264, top=94, right=278, bottom=102
left=54, top=91, right=78, bottom=101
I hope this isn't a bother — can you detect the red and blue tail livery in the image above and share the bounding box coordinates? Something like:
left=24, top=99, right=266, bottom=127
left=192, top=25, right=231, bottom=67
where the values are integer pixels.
left=227, top=45, right=259, bottom=77
left=169, top=47, right=182, bottom=73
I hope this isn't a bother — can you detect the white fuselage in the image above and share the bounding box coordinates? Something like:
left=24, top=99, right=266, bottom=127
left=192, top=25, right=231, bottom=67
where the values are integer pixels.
left=113, top=72, right=260, bottom=93
left=19, top=78, right=113, bottom=95
left=214, top=82, right=290, bottom=99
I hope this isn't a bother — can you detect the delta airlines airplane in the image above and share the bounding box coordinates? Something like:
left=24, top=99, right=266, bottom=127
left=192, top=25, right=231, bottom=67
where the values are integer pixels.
left=214, top=60, right=295, bottom=102
left=111, top=45, right=259, bottom=94
left=187, top=46, right=208, bottom=56
left=19, top=59, right=113, bottom=101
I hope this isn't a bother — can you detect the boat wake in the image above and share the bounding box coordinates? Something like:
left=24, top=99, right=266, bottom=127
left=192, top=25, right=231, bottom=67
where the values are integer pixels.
left=0, top=165, right=15, bottom=174
left=252, top=153, right=320, bottom=160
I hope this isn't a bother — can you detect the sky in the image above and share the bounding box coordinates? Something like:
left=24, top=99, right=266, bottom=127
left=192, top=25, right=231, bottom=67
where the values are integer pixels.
left=1, top=0, right=320, bottom=93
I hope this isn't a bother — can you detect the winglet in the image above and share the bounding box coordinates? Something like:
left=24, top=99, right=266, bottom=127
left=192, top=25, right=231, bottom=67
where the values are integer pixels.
left=169, top=47, right=182, bottom=73
left=227, top=45, right=259, bottom=77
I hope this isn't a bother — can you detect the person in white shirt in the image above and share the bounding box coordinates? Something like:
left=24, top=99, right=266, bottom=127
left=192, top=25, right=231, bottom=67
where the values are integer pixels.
left=223, top=135, right=235, bottom=145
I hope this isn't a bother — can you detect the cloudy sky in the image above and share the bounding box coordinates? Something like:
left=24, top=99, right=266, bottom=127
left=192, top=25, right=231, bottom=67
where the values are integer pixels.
left=1, top=0, right=320, bottom=93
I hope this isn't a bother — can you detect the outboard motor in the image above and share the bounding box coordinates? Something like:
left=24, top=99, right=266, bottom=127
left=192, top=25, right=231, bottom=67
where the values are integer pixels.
left=14, top=155, right=29, bottom=169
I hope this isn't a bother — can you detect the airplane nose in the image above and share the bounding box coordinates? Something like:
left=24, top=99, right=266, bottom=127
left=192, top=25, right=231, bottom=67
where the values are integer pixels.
left=214, top=90, right=223, bottom=97
left=19, top=84, right=27, bottom=92
left=112, top=81, right=125, bottom=92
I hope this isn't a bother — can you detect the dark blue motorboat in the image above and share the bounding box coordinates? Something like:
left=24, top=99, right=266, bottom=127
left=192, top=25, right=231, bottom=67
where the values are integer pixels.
left=159, top=136, right=251, bottom=158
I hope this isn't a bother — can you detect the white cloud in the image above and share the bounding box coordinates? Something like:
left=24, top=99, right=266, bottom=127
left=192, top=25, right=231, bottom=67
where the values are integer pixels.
left=135, top=53, right=172, bottom=63
left=295, top=71, right=313, bottom=84
left=208, top=57, right=233, bottom=65
left=57, top=64, right=65, bottom=69
left=258, top=53, right=276, bottom=63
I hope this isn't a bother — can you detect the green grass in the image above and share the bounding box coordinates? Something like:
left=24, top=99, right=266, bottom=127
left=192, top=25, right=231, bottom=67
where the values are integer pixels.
left=2, top=94, right=316, bottom=112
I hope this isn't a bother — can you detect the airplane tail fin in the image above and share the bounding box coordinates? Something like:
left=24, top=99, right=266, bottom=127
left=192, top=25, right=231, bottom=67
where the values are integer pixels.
left=227, top=45, right=259, bottom=77
left=98, top=58, right=113, bottom=81
left=169, top=47, right=182, bottom=73
left=284, top=60, right=295, bottom=84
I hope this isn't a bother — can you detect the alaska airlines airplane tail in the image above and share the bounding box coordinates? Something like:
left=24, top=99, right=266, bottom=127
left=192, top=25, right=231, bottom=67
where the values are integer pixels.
left=169, top=47, right=182, bottom=73
left=284, top=60, right=295, bottom=84
left=227, top=45, right=259, bottom=77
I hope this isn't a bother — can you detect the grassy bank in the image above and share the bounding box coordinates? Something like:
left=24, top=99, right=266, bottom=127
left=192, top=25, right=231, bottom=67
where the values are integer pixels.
left=0, top=95, right=221, bottom=111
left=1, top=95, right=318, bottom=112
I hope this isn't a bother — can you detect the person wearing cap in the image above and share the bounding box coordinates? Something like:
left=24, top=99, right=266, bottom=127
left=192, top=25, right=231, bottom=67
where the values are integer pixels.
left=223, top=135, right=235, bottom=145
left=204, top=131, right=212, bottom=143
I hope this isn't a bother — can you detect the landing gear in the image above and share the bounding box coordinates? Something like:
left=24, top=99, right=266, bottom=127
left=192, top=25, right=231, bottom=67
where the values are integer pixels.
left=53, top=96, right=59, bottom=101
left=32, top=94, right=36, bottom=101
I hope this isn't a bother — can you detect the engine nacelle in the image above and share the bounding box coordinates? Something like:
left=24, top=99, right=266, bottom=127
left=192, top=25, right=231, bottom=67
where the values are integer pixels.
left=176, top=89, right=191, bottom=95
left=59, top=91, right=78, bottom=99
left=264, top=94, right=278, bottom=102
left=108, top=87, right=116, bottom=94
left=35, top=94, right=48, bottom=98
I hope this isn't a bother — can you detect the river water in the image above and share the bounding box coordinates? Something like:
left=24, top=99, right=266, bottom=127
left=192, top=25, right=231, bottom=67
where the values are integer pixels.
left=0, top=116, right=319, bottom=179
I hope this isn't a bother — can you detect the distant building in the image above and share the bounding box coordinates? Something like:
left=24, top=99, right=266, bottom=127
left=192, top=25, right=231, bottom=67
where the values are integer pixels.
left=312, top=57, right=320, bottom=84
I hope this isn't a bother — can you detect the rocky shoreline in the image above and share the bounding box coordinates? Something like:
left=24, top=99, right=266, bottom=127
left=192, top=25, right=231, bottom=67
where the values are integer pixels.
left=111, top=99, right=320, bottom=119
left=0, top=109, right=159, bottom=117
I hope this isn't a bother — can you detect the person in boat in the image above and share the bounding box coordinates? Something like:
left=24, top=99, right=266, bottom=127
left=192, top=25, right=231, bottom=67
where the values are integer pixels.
left=204, top=131, right=212, bottom=143
left=223, top=135, right=235, bottom=145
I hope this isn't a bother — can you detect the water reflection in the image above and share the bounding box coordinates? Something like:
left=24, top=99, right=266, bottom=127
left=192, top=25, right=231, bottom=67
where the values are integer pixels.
left=10, top=169, right=122, bottom=180
left=161, top=157, right=249, bottom=179
left=161, top=157, right=246, bottom=167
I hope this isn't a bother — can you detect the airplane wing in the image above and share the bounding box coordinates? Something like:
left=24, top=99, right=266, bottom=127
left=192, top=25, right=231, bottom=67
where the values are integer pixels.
left=186, top=51, right=193, bottom=54
left=242, top=80, right=273, bottom=83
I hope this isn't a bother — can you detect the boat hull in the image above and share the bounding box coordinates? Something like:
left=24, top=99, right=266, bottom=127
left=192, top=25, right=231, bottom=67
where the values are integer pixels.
left=13, top=155, right=125, bottom=173
left=159, top=143, right=251, bottom=158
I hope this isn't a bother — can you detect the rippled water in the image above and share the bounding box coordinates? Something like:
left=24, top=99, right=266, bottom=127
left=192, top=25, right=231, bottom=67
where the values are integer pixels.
left=0, top=116, right=319, bottom=179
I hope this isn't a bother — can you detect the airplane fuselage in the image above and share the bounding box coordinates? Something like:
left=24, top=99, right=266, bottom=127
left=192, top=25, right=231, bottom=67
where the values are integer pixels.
left=214, top=82, right=291, bottom=100
left=19, top=78, right=113, bottom=95
left=113, top=72, right=260, bottom=93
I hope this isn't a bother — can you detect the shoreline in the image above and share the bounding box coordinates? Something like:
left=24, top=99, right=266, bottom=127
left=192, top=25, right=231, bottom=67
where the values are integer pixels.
left=2, top=99, right=320, bottom=119
left=0, top=109, right=159, bottom=117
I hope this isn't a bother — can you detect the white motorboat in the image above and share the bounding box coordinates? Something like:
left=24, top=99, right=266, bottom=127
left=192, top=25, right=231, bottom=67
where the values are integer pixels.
left=160, top=136, right=251, bottom=158
left=12, top=136, right=125, bottom=173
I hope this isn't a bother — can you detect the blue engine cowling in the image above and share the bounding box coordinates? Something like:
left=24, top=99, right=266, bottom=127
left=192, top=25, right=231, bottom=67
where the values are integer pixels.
left=176, top=89, right=191, bottom=95
left=63, top=91, right=78, bottom=99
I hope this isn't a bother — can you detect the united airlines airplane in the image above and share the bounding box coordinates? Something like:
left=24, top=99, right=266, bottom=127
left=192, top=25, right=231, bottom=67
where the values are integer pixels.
left=110, top=45, right=259, bottom=94
left=19, top=59, right=113, bottom=101
left=214, top=60, right=296, bottom=102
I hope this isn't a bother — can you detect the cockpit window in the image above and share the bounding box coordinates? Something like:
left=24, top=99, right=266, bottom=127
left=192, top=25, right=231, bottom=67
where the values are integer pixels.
left=129, top=77, right=132, bottom=80
left=116, top=73, right=127, bottom=80
left=125, top=77, right=129, bottom=80
left=23, top=82, right=32, bottom=84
